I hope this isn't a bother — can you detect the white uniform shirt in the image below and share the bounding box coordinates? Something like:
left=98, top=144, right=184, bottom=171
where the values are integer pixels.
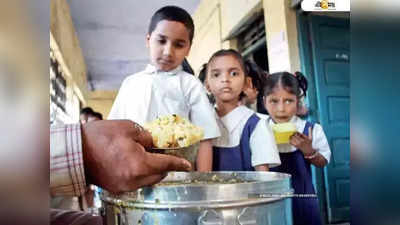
left=212, top=106, right=281, bottom=167
left=108, top=64, right=220, bottom=140
left=264, top=115, right=331, bottom=163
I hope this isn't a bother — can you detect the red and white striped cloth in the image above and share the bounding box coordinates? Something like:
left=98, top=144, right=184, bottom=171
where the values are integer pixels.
left=50, top=124, right=86, bottom=197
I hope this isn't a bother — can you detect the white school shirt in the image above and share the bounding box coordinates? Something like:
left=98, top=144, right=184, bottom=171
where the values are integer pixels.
left=212, top=106, right=281, bottom=167
left=264, top=115, right=331, bottom=163
left=108, top=64, right=220, bottom=140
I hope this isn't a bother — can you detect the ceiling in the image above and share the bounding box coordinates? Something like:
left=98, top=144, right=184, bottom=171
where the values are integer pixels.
left=67, top=0, right=200, bottom=91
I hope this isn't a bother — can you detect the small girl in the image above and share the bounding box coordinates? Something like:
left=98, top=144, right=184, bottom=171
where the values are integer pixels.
left=108, top=6, right=220, bottom=171
left=263, top=71, right=331, bottom=225
left=205, top=49, right=280, bottom=171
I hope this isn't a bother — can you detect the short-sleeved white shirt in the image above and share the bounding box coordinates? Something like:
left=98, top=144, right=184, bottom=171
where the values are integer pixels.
left=108, top=64, right=220, bottom=140
left=212, top=106, right=281, bottom=167
left=263, top=115, right=331, bottom=163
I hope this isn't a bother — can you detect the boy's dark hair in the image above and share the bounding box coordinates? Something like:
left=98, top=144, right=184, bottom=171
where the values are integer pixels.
left=80, top=107, right=94, bottom=115
left=263, top=71, right=308, bottom=98
left=148, top=6, right=195, bottom=43
left=197, top=63, right=207, bottom=83
left=207, top=49, right=248, bottom=75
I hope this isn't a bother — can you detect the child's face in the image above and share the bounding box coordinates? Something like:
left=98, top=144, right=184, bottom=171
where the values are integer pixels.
left=206, top=55, right=246, bottom=103
left=264, top=86, right=298, bottom=123
left=146, top=20, right=191, bottom=71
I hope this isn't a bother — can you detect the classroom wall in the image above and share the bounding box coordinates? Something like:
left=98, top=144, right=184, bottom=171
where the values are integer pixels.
left=263, top=0, right=301, bottom=73
left=188, top=0, right=222, bottom=75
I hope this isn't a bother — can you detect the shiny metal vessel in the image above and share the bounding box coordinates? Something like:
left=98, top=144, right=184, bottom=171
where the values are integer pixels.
left=101, top=171, right=293, bottom=225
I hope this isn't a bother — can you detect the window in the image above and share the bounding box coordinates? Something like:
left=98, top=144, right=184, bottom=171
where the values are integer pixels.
left=237, top=14, right=269, bottom=72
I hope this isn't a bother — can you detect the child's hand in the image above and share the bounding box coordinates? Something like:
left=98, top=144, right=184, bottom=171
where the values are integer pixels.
left=289, top=127, right=314, bottom=155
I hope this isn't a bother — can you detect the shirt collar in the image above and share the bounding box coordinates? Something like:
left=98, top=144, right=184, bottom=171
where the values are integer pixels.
left=219, top=106, right=253, bottom=133
left=144, top=64, right=183, bottom=76
left=267, top=115, right=298, bottom=125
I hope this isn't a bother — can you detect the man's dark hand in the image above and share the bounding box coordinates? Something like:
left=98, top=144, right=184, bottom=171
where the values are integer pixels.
left=81, top=120, right=192, bottom=194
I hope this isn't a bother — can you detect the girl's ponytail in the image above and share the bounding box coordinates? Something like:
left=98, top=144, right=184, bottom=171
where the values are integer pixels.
left=294, top=71, right=308, bottom=97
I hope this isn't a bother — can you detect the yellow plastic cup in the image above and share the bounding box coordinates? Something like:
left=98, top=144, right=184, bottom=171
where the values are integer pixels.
left=271, top=122, right=297, bottom=144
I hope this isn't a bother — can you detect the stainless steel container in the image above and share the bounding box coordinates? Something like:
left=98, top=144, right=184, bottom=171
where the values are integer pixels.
left=101, top=171, right=293, bottom=225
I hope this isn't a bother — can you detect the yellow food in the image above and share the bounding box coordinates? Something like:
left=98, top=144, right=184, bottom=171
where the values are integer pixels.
left=144, top=114, right=204, bottom=148
left=271, top=122, right=297, bottom=144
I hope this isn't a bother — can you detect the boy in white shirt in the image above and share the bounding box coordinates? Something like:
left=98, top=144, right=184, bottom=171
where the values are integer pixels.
left=108, top=6, right=220, bottom=171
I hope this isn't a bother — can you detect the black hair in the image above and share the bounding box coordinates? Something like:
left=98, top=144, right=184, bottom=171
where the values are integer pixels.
left=197, top=63, right=207, bottom=83
left=182, top=58, right=194, bottom=75
left=80, top=107, right=94, bottom=115
left=244, top=60, right=269, bottom=114
left=148, top=6, right=195, bottom=43
left=263, top=71, right=308, bottom=98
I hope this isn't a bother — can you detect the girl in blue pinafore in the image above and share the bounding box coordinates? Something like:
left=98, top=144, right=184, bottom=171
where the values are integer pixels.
left=262, top=72, right=332, bottom=225
left=204, top=49, right=281, bottom=171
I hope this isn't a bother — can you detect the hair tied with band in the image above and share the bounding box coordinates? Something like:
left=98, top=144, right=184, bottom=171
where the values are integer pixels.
left=294, top=71, right=308, bottom=97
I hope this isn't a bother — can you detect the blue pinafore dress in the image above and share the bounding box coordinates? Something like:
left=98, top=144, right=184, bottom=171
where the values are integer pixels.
left=212, top=114, right=260, bottom=171
left=270, top=121, right=322, bottom=225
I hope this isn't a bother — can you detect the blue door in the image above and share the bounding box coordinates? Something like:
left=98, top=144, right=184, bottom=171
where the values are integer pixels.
left=298, top=14, right=350, bottom=223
